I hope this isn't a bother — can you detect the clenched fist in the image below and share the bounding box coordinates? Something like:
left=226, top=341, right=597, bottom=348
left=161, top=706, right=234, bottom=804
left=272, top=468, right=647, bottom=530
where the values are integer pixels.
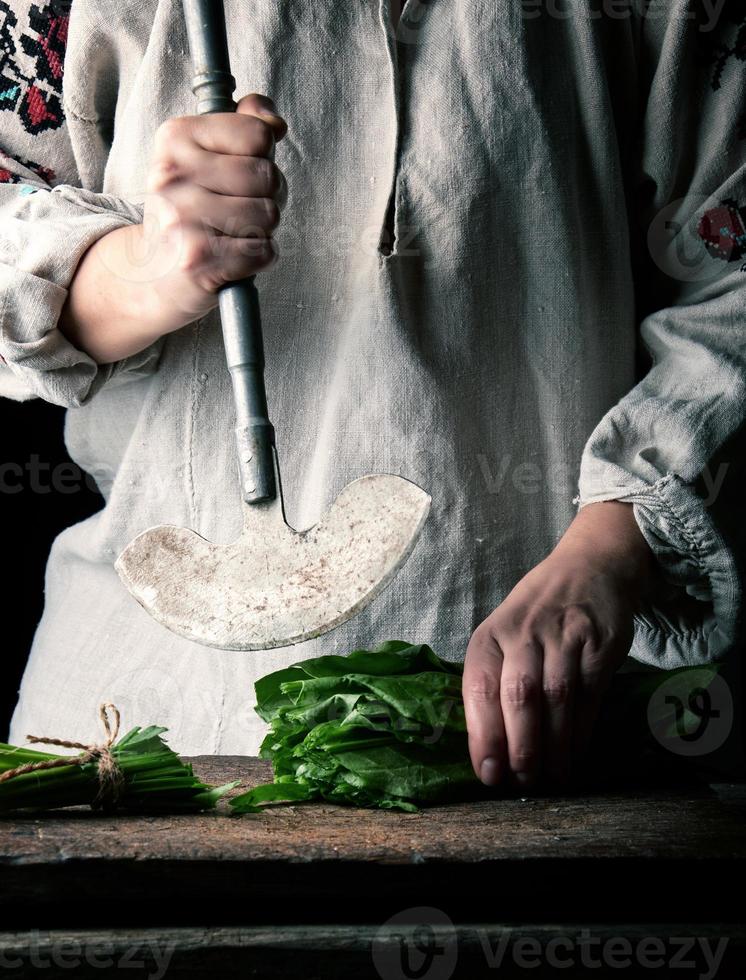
left=143, top=92, right=288, bottom=327
left=60, top=94, right=288, bottom=364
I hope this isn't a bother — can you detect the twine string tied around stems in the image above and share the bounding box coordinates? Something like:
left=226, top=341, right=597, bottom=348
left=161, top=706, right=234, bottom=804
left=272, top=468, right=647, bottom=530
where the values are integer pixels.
left=0, top=702, right=125, bottom=808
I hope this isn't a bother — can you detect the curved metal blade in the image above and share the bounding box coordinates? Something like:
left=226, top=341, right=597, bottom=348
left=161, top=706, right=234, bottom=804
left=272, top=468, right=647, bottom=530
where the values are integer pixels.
left=115, top=473, right=430, bottom=650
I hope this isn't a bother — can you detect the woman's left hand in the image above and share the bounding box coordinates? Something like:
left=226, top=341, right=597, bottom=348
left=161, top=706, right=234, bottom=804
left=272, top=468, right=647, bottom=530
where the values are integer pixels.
left=463, top=501, right=655, bottom=790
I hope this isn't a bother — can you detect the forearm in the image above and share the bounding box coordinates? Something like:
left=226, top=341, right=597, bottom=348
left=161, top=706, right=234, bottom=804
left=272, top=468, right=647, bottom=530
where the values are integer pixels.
left=58, top=224, right=184, bottom=365
left=59, top=93, right=285, bottom=367
left=554, top=501, right=655, bottom=591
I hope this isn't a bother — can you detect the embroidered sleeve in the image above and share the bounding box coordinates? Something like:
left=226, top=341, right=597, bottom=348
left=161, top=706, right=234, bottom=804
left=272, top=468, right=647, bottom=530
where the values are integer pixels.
left=577, top=0, right=746, bottom=668
left=0, top=1, right=161, bottom=406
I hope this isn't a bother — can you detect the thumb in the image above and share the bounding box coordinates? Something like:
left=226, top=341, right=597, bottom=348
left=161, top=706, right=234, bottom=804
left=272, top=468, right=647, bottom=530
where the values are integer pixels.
left=236, top=93, right=288, bottom=143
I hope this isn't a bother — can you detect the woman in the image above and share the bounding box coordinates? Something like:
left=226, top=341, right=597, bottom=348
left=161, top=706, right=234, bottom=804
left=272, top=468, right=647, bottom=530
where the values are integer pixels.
left=0, top=0, right=743, bottom=787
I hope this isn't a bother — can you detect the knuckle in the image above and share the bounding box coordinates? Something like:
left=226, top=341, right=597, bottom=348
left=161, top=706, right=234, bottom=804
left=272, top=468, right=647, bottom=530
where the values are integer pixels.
left=542, top=678, right=571, bottom=705
left=179, top=235, right=212, bottom=273
left=249, top=116, right=276, bottom=155
left=510, top=748, right=538, bottom=771
left=228, top=200, right=279, bottom=238
left=261, top=197, right=281, bottom=229
left=579, top=626, right=604, bottom=656
left=601, top=623, right=630, bottom=652
left=237, top=92, right=276, bottom=115
left=492, top=608, right=522, bottom=638
left=242, top=236, right=274, bottom=257
left=157, top=205, right=186, bottom=235
left=563, top=603, right=596, bottom=638
left=147, top=159, right=180, bottom=193
left=156, top=116, right=187, bottom=148
left=466, top=620, right=499, bottom=657
left=515, top=626, right=542, bottom=653
left=238, top=237, right=277, bottom=271
left=262, top=240, right=280, bottom=268
left=502, top=673, right=539, bottom=707
left=249, top=155, right=278, bottom=192
left=500, top=614, right=541, bottom=648
left=236, top=92, right=261, bottom=111
left=464, top=671, right=501, bottom=706
left=470, top=620, right=494, bottom=643
left=580, top=651, right=609, bottom=684
left=269, top=162, right=285, bottom=197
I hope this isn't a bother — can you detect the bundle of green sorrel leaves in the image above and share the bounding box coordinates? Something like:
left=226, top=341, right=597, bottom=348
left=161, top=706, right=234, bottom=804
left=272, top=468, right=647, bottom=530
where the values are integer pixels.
left=0, top=723, right=236, bottom=814
left=231, top=640, right=721, bottom=814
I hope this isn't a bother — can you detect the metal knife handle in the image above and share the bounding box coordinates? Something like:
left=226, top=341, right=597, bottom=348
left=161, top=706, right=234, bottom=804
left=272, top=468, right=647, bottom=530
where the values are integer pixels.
left=182, top=0, right=276, bottom=504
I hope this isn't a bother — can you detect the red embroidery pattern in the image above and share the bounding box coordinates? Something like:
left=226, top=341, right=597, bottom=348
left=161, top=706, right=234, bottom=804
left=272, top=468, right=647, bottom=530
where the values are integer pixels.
left=0, top=1, right=69, bottom=135
left=698, top=199, right=746, bottom=263
left=0, top=151, right=55, bottom=183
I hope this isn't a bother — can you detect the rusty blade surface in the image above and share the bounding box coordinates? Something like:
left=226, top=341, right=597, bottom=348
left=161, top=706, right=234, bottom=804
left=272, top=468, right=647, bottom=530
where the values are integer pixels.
left=114, top=472, right=430, bottom=650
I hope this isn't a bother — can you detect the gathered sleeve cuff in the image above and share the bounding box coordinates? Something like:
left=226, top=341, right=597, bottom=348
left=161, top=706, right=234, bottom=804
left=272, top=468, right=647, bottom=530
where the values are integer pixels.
left=577, top=468, right=740, bottom=669
left=0, top=184, right=162, bottom=407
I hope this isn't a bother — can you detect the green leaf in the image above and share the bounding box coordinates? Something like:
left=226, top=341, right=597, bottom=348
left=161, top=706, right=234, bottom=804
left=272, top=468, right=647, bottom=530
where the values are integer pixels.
left=230, top=781, right=313, bottom=813
left=241, top=642, right=724, bottom=815
left=240, top=640, right=477, bottom=813
left=0, top=724, right=234, bottom=814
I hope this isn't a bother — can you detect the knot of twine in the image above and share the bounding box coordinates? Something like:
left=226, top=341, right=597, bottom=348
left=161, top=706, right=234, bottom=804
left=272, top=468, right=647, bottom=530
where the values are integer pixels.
left=0, top=703, right=125, bottom=809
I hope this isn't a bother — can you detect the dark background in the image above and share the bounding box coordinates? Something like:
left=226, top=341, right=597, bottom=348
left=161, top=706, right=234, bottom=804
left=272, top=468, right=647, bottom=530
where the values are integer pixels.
left=2, top=398, right=103, bottom=738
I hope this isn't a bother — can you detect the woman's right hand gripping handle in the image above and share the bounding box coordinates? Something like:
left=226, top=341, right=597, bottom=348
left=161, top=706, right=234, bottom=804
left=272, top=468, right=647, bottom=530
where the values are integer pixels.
left=60, top=94, right=288, bottom=365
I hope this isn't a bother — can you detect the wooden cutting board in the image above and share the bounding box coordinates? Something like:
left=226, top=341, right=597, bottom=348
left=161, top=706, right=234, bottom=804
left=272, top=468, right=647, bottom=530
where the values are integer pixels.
left=1, top=757, right=744, bottom=977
